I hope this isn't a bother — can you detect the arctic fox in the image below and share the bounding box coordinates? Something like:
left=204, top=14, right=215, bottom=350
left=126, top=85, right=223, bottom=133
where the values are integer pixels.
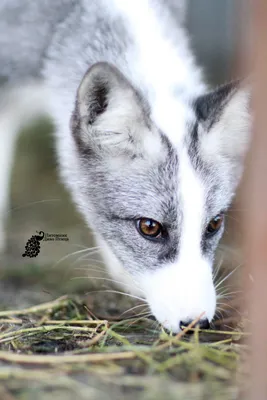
left=0, top=0, right=251, bottom=332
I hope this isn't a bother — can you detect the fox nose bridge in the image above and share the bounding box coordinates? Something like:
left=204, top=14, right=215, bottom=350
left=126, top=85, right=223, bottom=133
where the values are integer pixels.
left=175, top=260, right=214, bottom=296
left=150, top=275, right=216, bottom=330
left=165, top=270, right=215, bottom=330
left=176, top=266, right=215, bottom=313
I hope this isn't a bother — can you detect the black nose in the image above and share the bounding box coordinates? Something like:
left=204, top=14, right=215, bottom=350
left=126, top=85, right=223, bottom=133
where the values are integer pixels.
left=147, top=315, right=157, bottom=321
left=179, top=318, right=210, bottom=332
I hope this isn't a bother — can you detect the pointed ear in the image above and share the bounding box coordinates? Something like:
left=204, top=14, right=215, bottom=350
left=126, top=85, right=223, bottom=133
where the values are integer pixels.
left=195, top=81, right=252, bottom=163
left=71, top=62, right=153, bottom=156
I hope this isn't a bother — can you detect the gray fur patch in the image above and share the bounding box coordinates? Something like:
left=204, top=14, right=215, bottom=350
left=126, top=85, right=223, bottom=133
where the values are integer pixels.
left=186, top=80, right=249, bottom=258
left=72, top=119, right=182, bottom=273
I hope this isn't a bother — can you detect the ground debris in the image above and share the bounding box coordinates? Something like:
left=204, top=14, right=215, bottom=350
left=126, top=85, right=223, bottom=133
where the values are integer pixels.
left=0, top=295, right=250, bottom=399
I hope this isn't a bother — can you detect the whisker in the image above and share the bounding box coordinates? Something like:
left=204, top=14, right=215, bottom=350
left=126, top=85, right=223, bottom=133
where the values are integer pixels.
left=217, top=285, right=240, bottom=294
left=51, top=246, right=101, bottom=269
left=71, top=275, right=144, bottom=293
left=120, top=303, right=148, bottom=317
left=216, top=302, right=241, bottom=315
left=5, top=199, right=61, bottom=216
left=216, top=308, right=233, bottom=321
left=217, top=244, right=241, bottom=260
left=68, top=244, right=91, bottom=250
left=119, top=310, right=152, bottom=321
left=225, top=213, right=240, bottom=224
left=72, top=249, right=102, bottom=266
left=86, top=289, right=145, bottom=302
left=213, top=257, right=224, bottom=282
left=121, top=316, right=150, bottom=329
left=78, top=266, right=145, bottom=296
left=218, top=285, right=241, bottom=294
left=74, top=263, right=106, bottom=271
left=133, top=311, right=152, bottom=319
left=216, top=290, right=243, bottom=300
left=215, top=264, right=242, bottom=290
left=74, top=267, right=108, bottom=275
left=215, top=309, right=224, bottom=320
left=82, top=258, right=106, bottom=265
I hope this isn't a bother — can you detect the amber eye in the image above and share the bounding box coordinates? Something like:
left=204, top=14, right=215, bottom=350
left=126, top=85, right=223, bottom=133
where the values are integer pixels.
left=136, top=218, right=163, bottom=239
left=206, top=213, right=224, bottom=237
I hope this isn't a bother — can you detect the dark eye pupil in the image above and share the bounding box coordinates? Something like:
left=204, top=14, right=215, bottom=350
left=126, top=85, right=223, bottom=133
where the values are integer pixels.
left=146, top=220, right=155, bottom=230
left=206, top=214, right=224, bottom=237
left=137, top=218, right=162, bottom=239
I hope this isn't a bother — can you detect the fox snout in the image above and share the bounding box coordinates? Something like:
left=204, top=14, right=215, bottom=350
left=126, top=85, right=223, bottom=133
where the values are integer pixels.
left=139, top=260, right=216, bottom=333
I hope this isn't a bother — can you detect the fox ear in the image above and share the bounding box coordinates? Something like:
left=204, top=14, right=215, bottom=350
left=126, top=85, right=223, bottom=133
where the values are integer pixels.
left=195, top=81, right=252, bottom=165
left=71, top=62, right=152, bottom=156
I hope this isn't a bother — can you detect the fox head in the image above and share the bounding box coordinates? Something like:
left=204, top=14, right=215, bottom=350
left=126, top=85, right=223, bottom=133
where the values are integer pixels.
left=67, top=62, right=251, bottom=332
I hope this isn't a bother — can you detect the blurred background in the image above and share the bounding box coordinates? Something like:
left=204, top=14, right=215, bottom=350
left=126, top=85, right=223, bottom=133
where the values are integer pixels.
left=0, top=0, right=246, bottom=308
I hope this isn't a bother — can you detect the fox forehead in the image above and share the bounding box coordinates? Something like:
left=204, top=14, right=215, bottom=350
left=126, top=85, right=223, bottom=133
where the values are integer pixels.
left=151, top=95, right=196, bottom=149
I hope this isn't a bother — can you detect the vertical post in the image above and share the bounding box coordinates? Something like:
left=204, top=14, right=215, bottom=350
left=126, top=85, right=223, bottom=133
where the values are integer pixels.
left=242, top=0, right=267, bottom=398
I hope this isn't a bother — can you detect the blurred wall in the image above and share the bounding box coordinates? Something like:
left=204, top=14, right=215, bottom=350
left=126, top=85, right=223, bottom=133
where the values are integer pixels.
left=187, top=0, right=238, bottom=84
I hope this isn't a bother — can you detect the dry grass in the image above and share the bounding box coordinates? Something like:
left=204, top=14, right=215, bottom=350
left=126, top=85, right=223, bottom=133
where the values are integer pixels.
left=0, top=292, right=250, bottom=400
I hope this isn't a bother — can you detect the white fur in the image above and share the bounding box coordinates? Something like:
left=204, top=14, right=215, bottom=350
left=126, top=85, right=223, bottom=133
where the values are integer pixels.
left=112, top=0, right=205, bottom=98
left=138, top=147, right=216, bottom=331
left=111, top=0, right=206, bottom=147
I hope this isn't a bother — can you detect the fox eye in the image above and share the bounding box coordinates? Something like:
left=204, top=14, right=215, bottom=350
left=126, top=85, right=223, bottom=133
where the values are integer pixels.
left=136, top=218, right=163, bottom=239
left=206, top=213, right=224, bottom=238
